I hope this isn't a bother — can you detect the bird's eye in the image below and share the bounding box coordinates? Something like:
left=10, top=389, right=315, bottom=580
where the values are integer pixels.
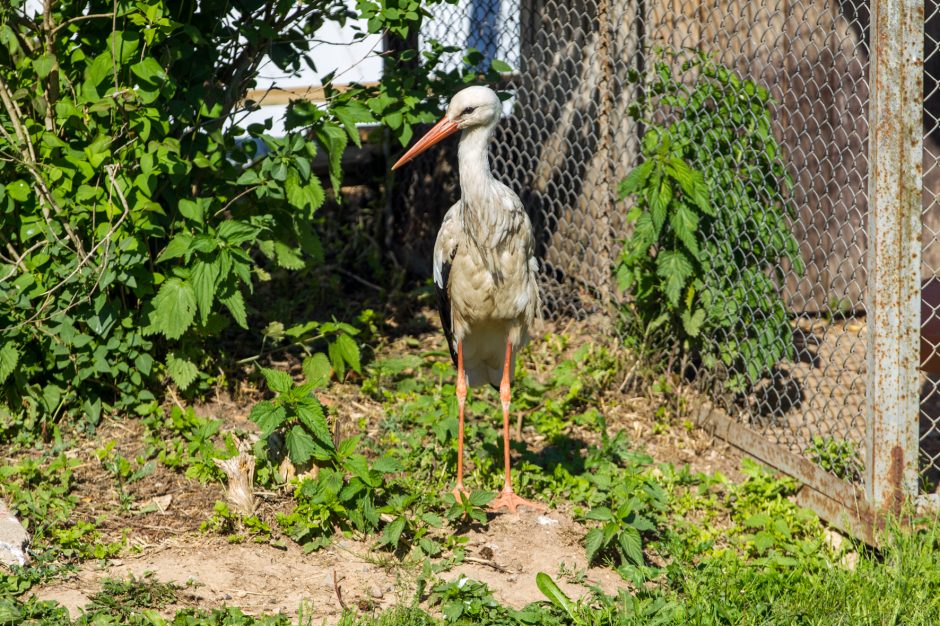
left=461, top=106, right=476, bottom=116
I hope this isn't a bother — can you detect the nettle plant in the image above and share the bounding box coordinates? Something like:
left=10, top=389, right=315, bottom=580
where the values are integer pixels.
left=616, top=51, right=803, bottom=393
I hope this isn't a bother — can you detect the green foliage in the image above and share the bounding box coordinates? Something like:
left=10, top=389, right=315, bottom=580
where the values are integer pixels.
left=0, top=1, right=358, bottom=433
left=805, top=435, right=863, bottom=482
left=0, top=453, right=122, bottom=561
left=250, top=366, right=336, bottom=467
left=616, top=50, right=803, bottom=392
left=444, top=490, right=496, bottom=526
left=200, top=500, right=273, bottom=544
left=255, top=319, right=363, bottom=383
left=534, top=573, right=578, bottom=623
left=427, top=577, right=523, bottom=624
left=86, top=572, right=179, bottom=623
left=96, top=440, right=157, bottom=511
left=142, top=405, right=235, bottom=482
left=275, top=436, right=408, bottom=553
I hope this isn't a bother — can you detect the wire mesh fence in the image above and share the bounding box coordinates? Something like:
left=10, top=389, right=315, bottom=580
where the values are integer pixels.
left=400, top=0, right=932, bottom=534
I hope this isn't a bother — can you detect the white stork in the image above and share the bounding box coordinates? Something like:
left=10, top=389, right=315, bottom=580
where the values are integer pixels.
left=392, top=86, right=544, bottom=512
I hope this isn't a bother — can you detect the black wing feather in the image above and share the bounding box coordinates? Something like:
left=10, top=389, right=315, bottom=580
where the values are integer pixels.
left=436, top=246, right=458, bottom=368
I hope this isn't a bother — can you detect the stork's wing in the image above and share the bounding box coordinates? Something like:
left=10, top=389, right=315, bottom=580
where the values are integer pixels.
left=434, top=204, right=460, bottom=366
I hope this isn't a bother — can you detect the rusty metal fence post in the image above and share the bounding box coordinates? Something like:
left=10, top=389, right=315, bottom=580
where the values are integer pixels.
left=865, top=0, right=923, bottom=513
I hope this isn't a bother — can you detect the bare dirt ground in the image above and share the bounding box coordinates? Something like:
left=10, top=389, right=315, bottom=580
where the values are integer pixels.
left=25, top=314, right=745, bottom=621
left=34, top=509, right=625, bottom=623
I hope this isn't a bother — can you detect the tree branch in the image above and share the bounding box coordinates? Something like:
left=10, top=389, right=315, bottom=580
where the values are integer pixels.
left=50, top=12, right=114, bottom=34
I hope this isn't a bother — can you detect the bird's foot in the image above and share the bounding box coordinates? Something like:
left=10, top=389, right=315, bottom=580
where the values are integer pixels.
left=487, top=488, right=546, bottom=513
left=451, top=485, right=471, bottom=504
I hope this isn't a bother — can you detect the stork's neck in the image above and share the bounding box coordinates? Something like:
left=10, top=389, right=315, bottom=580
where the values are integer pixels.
left=457, top=124, right=498, bottom=209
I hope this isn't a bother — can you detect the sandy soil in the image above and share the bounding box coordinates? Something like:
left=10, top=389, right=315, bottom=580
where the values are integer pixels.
left=33, top=507, right=624, bottom=622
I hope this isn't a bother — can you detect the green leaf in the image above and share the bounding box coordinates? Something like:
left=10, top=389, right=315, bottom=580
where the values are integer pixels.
left=158, top=233, right=192, bottom=262
left=332, top=101, right=374, bottom=146
left=166, top=353, right=199, bottom=390
left=151, top=278, right=197, bottom=339
left=490, top=59, right=512, bottom=73
left=84, top=51, right=112, bottom=86
left=379, top=516, right=406, bottom=548
left=295, top=400, right=333, bottom=449
left=217, top=221, right=259, bottom=245
left=584, top=527, right=606, bottom=564
left=468, top=490, right=497, bottom=507
left=285, top=172, right=325, bottom=214
left=260, top=367, right=293, bottom=394
left=681, top=308, right=706, bottom=336
left=190, top=260, right=220, bottom=324
left=333, top=334, right=361, bottom=374
left=618, top=526, right=644, bottom=566
left=649, top=177, right=672, bottom=235
left=221, top=289, right=247, bottom=329
left=249, top=400, right=286, bottom=436
left=585, top=506, right=613, bottom=521
left=130, top=56, right=167, bottom=84
left=302, top=353, right=332, bottom=388
left=273, top=242, right=305, bottom=270
left=656, top=250, right=693, bottom=307
left=0, top=343, right=19, bottom=384
left=32, top=53, right=56, bottom=79
left=286, top=425, right=319, bottom=465
left=315, top=123, right=347, bottom=193
left=665, top=157, right=696, bottom=193
left=6, top=180, right=29, bottom=202
left=669, top=204, right=701, bottom=259
left=618, top=160, right=654, bottom=199
left=177, top=199, right=204, bottom=222
left=344, top=454, right=378, bottom=487
left=535, top=572, right=577, bottom=619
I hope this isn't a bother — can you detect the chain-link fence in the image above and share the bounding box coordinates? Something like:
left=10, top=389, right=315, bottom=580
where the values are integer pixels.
left=395, top=0, right=930, bottom=539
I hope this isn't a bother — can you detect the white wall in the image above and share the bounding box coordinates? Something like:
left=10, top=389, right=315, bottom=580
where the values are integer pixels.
left=242, top=12, right=384, bottom=135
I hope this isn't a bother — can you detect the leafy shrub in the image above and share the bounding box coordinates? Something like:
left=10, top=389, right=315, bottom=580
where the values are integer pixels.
left=616, top=50, right=803, bottom=392
left=0, top=0, right=501, bottom=437
left=0, top=1, right=360, bottom=434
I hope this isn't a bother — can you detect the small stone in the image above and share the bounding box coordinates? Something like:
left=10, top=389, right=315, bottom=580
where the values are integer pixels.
left=841, top=551, right=859, bottom=570
left=152, top=494, right=173, bottom=514
left=369, top=585, right=384, bottom=599
left=0, top=499, right=29, bottom=567
left=823, top=528, right=844, bottom=552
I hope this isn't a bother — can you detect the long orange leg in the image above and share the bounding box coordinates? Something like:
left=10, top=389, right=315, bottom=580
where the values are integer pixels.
left=489, top=338, right=546, bottom=513
left=451, top=341, right=470, bottom=503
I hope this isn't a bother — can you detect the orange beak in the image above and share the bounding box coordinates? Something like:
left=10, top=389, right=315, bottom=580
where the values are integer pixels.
left=391, top=116, right=460, bottom=170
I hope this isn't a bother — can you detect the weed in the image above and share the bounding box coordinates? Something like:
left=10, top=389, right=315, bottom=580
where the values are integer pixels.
left=201, top=501, right=273, bottom=544
left=86, top=572, right=178, bottom=621
left=805, top=435, right=863, bottom=482
left=96, top=440, right=156, bottom=511
left=142, top=405, right=235, bottom=483
left=444, top=491, right=495, bottom=527
left=617, top=50, right=802, bottom=393
left=0, top=454, right=123, bottom=561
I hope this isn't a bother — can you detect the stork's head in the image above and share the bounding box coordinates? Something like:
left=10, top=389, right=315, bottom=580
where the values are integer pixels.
left=391, top=86, right=501, bottom=170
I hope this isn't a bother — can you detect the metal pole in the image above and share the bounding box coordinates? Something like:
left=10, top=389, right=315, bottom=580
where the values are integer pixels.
left=865, top=0, right=923, bottom=513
